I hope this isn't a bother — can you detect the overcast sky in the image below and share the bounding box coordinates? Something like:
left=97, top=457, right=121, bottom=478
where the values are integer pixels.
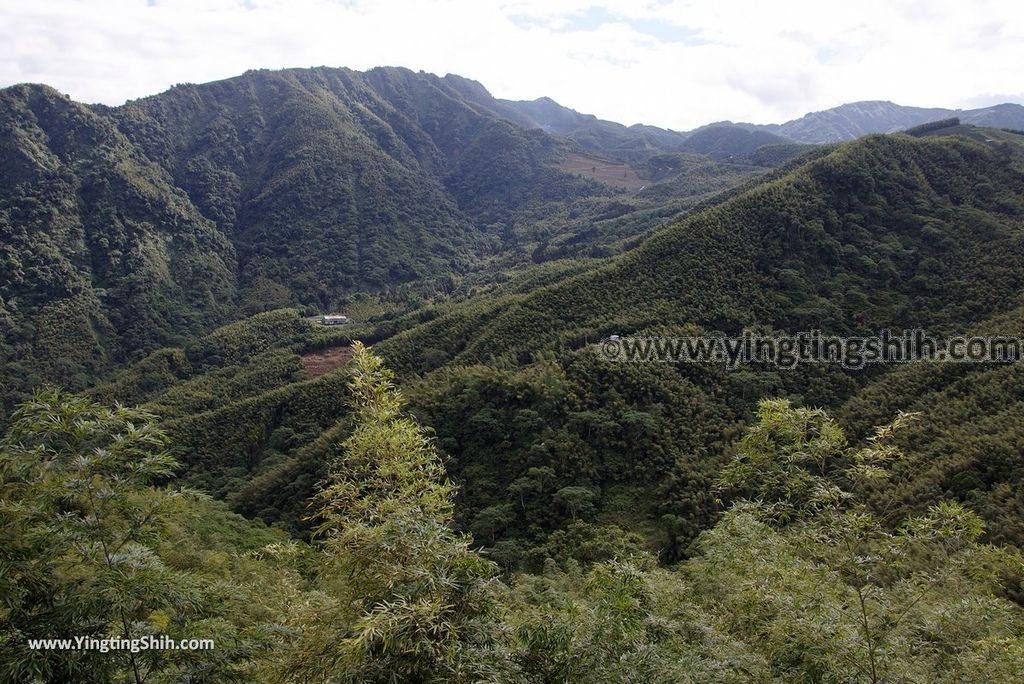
left=2, top=0, right=1022, bottom=130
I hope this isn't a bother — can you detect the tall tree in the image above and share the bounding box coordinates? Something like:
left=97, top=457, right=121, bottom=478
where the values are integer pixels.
left=1, top=391, right=193, bottom=682
left=695, top=399, right=1024, bottom=683
left=283, top=343, right=509, bottom=683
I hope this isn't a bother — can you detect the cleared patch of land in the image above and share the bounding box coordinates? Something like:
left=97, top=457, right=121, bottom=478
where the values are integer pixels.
left=301, top=345, right=355, bottom=377
left=556, top=153, right=646, bottom=190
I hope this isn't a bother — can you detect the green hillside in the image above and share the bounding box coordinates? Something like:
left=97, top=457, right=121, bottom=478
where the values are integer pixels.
left=362, top=131, right=1024, bottom=560
left=8, top=351, right=1020, bottom=681
left=108, top=66, right=576, bottom=306
left=1, top=68, right=772, bottom=411
left=4, top=67, right=1024, bottom=681
left=0, top=84, right=237, bottom=407
left=378, top=132, right=1024, bottom=372
left=80, top=129, right=1024, bottom=564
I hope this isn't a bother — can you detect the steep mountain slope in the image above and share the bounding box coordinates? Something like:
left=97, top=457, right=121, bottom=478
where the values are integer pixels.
left=377, top=132, right=1024, bottom=372
left=107, top=67, right=607, bottom=309
left=0, top=84, right=237, bottom=406
left=89, top=129, right=1024, bottom=561
left=9, top=67, right=763, bottom=409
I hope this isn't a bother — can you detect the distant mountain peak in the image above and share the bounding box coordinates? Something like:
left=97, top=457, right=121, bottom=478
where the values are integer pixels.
left=772, top=100, right=1024, bottom=143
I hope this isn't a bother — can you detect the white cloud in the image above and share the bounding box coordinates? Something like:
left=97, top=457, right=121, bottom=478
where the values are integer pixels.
left=1, top=0, right=1022, bottom=130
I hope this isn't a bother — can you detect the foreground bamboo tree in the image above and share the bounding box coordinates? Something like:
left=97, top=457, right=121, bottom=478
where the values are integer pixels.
left=1, top=391, right=315, bottom=683
left=0, top=392, right=235, bottom=682
left=698, top=399, right=1024, bottom=684
left=282, top=343, right=508, bottom=683
left=3, top=381, right=1020, bottom=682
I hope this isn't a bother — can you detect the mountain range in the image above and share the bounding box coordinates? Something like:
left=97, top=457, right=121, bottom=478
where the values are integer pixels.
left=74, top=116, right=1024, bottom=560
left=4, top=64, right=1024, bottom=680
left=3, top=65, right=1023, bottom=407
left=493, top=88, right=1024, bottom=150
left=0, top=66, right=776, bottom=403
left=2, top=64, right=1024, bottom=540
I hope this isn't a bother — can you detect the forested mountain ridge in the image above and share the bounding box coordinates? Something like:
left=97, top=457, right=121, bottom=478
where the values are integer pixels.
left=2, top=67, right=778, bottom=410
left=3, top=65, right=1024, bottom=680
left=110, top=70, right=465, bottom=307
left=0, top=83, right=238, bottom=404
left=377, top=131, right=1024, bottom=373
left=75, top=127, right=1024, bottom=565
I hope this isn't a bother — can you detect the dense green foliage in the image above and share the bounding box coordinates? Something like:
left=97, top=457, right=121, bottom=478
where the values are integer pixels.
left=3, top=364, right=1021, bottom=681
left=279, top=343, right=506, bottom=681
left=0, top=84, right=237, bottom=408
left=0, top=391, right=296, bottom=682
left=55, top=127, right=1024, bottom=566
left=6, top=66, right=1024, bottom=681
left=1, top=68, right=774, bottom=412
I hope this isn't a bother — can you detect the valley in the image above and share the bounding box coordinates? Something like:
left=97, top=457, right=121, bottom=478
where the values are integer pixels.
left=2, top=66, right=1024, bottom=682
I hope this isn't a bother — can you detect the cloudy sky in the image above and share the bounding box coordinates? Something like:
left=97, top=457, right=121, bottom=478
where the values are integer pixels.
left=2, top=0, right=1022, bottom=130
